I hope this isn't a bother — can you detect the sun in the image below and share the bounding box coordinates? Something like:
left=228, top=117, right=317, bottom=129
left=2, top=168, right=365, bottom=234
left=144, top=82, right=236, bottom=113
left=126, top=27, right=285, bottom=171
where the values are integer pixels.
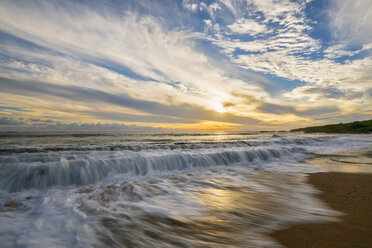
left=212, top=102, right=226, bottom=113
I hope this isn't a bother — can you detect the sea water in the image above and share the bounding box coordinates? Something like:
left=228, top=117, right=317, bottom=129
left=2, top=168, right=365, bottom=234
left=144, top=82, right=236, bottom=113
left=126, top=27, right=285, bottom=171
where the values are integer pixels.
left=0, top=132, right=371, bottom=247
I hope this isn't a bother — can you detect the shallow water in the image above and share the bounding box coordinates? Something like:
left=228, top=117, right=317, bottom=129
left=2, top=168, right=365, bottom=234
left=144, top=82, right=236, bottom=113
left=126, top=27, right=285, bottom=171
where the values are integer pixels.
left=307, top=147, right=372, bottom=173
left=0, top=132, right=371, bottom=247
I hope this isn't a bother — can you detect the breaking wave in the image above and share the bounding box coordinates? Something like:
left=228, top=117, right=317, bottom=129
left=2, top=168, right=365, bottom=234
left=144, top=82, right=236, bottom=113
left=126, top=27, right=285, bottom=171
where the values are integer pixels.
left=0, top=145, right=307, bottom=192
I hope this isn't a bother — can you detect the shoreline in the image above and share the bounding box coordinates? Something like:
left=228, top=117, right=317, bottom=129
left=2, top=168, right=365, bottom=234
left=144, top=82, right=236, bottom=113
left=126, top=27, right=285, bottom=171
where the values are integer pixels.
left=271, top=172, right=372, bottom=248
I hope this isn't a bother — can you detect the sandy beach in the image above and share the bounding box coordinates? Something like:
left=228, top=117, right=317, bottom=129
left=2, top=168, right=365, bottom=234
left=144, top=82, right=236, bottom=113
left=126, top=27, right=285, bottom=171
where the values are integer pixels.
left=1, top=133, right=371, bottom=247
left=272, top=172, right=372, bottom=248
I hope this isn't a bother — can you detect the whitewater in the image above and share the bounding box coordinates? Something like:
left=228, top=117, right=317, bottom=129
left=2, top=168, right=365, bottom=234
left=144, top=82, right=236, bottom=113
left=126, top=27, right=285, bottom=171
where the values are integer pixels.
left=0, top=131, right=371, bottom=247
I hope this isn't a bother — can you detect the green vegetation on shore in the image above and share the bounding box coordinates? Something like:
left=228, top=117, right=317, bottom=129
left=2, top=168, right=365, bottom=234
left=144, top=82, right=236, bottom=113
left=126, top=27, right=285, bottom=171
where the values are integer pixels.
left=291, top=119, right=372, bottom=133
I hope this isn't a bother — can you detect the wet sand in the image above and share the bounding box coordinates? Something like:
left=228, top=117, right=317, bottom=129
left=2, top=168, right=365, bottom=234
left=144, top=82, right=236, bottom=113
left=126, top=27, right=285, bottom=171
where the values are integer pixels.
left=271, top=172, right=372, bottom=248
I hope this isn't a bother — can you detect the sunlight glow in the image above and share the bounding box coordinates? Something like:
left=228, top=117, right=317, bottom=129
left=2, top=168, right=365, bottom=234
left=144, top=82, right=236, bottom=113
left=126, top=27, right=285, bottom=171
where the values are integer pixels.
left=0, top=0, right=371, bottom=131
left=212, top=102, right=226, bottom=113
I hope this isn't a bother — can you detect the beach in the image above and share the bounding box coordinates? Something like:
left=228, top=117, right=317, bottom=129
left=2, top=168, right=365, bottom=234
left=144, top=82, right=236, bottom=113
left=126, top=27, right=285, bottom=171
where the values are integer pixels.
left=1, top=0, right=372, bottom=246
left=272, top=172, right=372, bottom=248
left=1, top=132, right=371, bottom=247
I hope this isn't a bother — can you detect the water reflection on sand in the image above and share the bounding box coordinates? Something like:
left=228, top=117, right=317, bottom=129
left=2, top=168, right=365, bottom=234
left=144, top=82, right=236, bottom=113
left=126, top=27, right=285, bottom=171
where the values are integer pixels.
left=308, top=148, right=372, bottom=173
left=89, top=170, right=339, bottom=248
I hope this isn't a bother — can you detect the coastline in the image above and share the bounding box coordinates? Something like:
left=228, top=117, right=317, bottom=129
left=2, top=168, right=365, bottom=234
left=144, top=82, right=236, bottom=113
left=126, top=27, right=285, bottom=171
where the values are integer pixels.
left=271, top=172, right=372, bottom=248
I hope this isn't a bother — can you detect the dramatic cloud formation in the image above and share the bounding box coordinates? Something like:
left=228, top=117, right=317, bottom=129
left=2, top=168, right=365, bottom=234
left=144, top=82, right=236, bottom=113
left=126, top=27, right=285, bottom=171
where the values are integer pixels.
left=0, top=0, right=371, bottom=131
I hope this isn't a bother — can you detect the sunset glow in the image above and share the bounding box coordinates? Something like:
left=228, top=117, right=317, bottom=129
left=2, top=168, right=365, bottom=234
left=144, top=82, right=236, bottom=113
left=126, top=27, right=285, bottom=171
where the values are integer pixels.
left=212, top=102, right=227, bottom=113
left=0, top=0, right=371, bottom=131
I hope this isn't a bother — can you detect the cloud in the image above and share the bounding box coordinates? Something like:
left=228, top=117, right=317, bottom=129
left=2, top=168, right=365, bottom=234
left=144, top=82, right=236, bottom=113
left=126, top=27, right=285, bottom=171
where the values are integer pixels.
left=0, top=117, right=24, bottom=125
left=0, top=0, right=268, bottom=111
left=227, top=18, right=267, bottom=35
left=0, top=0, right=371, bottom=130
left=202, top=0, right=372, bottom=116
left=328, top=0, right=372, bottom=45
left=182, top=1, right=198, bottom=12
left=366, top=88, right=372, bottom=98
left=301, top=87, right=364, bottom=100
left=0, top=105, right=29, bottom=112
left=258, top=102, right=339, bottom=116
left=234, top=52, right=372, bottom=87
left=0, top=77, right=261, bottom=126
left=0, top=117, right=160, bottom=131
left=324, top=43, right=372, bottom=59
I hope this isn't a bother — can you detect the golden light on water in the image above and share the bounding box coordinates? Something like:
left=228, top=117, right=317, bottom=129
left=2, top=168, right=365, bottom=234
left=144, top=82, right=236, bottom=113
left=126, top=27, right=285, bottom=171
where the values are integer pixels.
left=201, top=187, right=234, bottom=210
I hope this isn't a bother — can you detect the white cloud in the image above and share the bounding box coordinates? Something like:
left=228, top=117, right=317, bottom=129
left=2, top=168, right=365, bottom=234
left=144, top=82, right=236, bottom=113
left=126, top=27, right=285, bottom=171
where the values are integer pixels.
left=218, top=0, right=237, bottom=16
left=0, top=0, right=273, bottom=126
left=201, top=0, right=372, bottom=116
left=0, top=117, right=160, bottom=131
left=324, top=44, right=359, bottom=59
left=234, top=52, right=372, bottom=90
left=208, top=0, right=318, bottom=57
left=328, top=0, right=372, bottom=45
left=227, top=18, right=267, bottom=35
left=213, top=32, right=319, bottom=55
left=182, top=0, right=198, bottom=12
left=323, top=43, right=372, bottom=59
left=0, top=0, right=371, bottom=128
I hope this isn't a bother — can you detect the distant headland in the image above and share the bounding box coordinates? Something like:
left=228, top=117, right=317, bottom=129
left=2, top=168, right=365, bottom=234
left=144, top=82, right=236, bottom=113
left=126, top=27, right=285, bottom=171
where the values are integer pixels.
left=291, top=119, right=372, bottom=133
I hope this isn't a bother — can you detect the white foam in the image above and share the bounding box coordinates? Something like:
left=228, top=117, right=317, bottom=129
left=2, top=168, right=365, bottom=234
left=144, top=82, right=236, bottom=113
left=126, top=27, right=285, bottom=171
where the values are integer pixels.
left=0, top=133, right=371, bottom=247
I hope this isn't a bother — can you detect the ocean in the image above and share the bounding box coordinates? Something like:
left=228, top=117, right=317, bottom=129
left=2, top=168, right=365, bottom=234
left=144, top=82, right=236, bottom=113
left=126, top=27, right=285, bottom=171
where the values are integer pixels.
left=0, top=131, right=371, bottom=247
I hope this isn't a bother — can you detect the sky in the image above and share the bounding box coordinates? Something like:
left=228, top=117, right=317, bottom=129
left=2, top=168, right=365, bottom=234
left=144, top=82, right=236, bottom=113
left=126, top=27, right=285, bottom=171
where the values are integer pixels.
left=0, top=0, right=371, bottom=131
